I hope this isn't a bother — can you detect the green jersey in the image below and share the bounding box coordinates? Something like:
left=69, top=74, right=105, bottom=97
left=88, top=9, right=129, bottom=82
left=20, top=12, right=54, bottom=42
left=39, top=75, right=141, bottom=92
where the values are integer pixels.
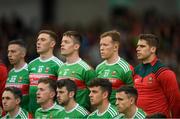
left=115, top=108, right=146, bottom=119
left=28, top=56, right=63, bottom=115
left=87, top=103, right=118, bottom=119
left=35, top=103, right=63, bottom=119
left=6, top=63, right=29, bottom=111
left=59, top=103, right=89, bottom=119
left=58, top=58, right=96, bottom=110
left=96, top=57, right=133, bottom=105
left=2, top=108, right=31, bottom=119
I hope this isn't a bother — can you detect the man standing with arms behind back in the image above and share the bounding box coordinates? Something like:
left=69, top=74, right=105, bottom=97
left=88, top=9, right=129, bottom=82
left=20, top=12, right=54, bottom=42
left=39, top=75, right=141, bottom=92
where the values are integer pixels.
left=28, top=30, right=63, bottom=115
left=134, top=34, right=180, bottom=118
left=58, top=31, right=96, bottom=110
left=6, top=40, right=29, bottom=111
left=96, top=30, right=133, bottom=105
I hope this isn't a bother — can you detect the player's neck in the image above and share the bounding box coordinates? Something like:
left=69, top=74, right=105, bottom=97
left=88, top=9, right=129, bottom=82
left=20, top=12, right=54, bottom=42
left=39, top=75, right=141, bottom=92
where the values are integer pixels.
left=106, top=54, right=119, bottom=64
left=9, top=106, right=20, bottom=118
left=97, top=100, right=109, bottom=114
left=14, top=60, right=26, bottom=70
left=65, top=99, right=77, bottom=111
left=41, top=100, right=54, bottom=110
left=66, top=52, right=80, bottom=64
left=124, top=105, right=137, bottom=118
left=142, top=54, right=156, bottom=64
left=40, top=52, right=53, bottom=60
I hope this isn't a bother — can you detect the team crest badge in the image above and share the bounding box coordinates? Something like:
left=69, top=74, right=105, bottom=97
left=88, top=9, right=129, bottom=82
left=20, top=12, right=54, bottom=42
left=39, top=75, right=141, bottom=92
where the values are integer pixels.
left=148, top=77, right=153, bottom=83
left=71, top=71, right=75, bottom=77
left=18, top=77, right=23, bottom=82
left=112, top=71, right=116, bottom=76
left=45, top=67, right=49, bottom=73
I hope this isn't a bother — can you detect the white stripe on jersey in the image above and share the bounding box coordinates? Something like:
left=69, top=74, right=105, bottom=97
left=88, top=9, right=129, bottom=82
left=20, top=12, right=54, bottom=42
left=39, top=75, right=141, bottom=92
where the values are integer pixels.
left=117, top=59, right=130, bottom=73
left=108, top=106, right=118, bottom=117
left=76, top=105, right=88, bottom=116
left=96, top=61, right=106, bottom=70
left=78, top=60, right=91, bottom=71
left=51, top=56, right=63, bottom=67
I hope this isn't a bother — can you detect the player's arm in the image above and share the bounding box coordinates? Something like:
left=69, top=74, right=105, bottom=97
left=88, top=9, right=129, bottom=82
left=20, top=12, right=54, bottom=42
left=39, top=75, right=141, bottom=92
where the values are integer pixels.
left=158, top=69, right=180, bottom=118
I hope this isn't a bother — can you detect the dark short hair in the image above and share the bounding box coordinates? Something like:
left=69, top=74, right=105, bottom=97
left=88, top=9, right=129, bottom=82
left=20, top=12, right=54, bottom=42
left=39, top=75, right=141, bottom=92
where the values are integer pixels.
left=4, top=86, right=22, bottom=103
left=38, top=30, right=58, bottom=42
left=8, top=39, right=27, bottom=51
left=117, top=85, right=138, bottom=102
left=100, top=30, right=120, bottom=44
left=57, top=79, right=77, bottom=97
left=38, top=78, right=57, bottom=100
left=139, top=34, right=159, bottom=48
left=63, top=31, right=82, bottom=45
left=88, top=78, right=112, bottom=100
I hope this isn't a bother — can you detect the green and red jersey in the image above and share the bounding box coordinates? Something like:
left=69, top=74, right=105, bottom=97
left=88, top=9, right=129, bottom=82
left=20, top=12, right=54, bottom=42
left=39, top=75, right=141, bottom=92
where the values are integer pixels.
left=35, top=103, right=63, bottom=119
left=2, top=107, right=32, bottom=119
left=28, top=56, right=63, bottom=115
left=59, top=103, right=89, bottom=118
left=134, top=57, right=180, bottom=118
left=96, top=57, right=133, bottom=105
left=58, top=58, right=96, bottom=110
left=115, top=108, right=146, bottom=119
left=87, top=103, right=118, bottom=119
left=6, top=63, right=29, bottom=111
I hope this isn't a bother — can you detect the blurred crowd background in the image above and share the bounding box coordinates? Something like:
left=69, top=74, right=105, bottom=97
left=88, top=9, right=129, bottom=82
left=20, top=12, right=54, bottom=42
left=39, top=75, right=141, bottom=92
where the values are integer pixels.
left=0, top=0, right=180, bottom=84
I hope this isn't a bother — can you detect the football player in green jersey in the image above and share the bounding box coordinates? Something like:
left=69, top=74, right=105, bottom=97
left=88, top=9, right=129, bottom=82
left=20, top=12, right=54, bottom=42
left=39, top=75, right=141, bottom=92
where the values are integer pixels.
left=2, top=87, right=31, bottom=119
left=96, top=30, right=133, bottom=105
left=58, top=31, right=96, bottom=110
left=35, top=78, right=63, bottom=118
left=28, top=30, right=63, bottom=115
left=115, top=85, right=146, bottom=119
left=7, top=39, right=29, bottom=111
left=87, top=78, right=118, bottom=119
left=57, top=79, right=89, bottom=118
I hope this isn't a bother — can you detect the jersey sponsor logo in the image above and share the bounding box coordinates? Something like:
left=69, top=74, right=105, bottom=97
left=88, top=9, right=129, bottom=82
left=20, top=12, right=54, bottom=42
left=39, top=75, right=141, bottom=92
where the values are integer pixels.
left=108, top=78, right=125, bottom=89
left=6, top=84, right=29, bottom=95
left=29, top=74, right=57, bottom=86
left=58, top=77, right=86, bottom=89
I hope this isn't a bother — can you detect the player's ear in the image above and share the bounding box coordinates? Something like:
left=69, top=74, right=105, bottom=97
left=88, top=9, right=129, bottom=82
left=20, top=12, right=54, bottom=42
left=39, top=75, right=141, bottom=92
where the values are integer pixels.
left=113, top=43, right=119, bottom=51
left=50, top=91, right=56, bottom=98
left=130, top=97, right=135, bottom=104
left=50, top=40, right=56, bottom=48
left=69, top=91, right=75, bottom=98
left=102, top=91, right=108, bottom=99
left=151, top=46, right=156, bottom=53
left=74, top=44, right=80, bottom=50
left=16, top=98, right=21, bottom=105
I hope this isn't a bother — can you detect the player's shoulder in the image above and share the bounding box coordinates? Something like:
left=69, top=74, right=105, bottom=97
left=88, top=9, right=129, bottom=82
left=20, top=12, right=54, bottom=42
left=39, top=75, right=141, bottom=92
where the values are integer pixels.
left=28, top=57, right=40, bottom=65
left=117, top=58, right=131, bottom=73
left=78, top=59, right=92, bottom=70
left=96, top=61, right=106, bottom=70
